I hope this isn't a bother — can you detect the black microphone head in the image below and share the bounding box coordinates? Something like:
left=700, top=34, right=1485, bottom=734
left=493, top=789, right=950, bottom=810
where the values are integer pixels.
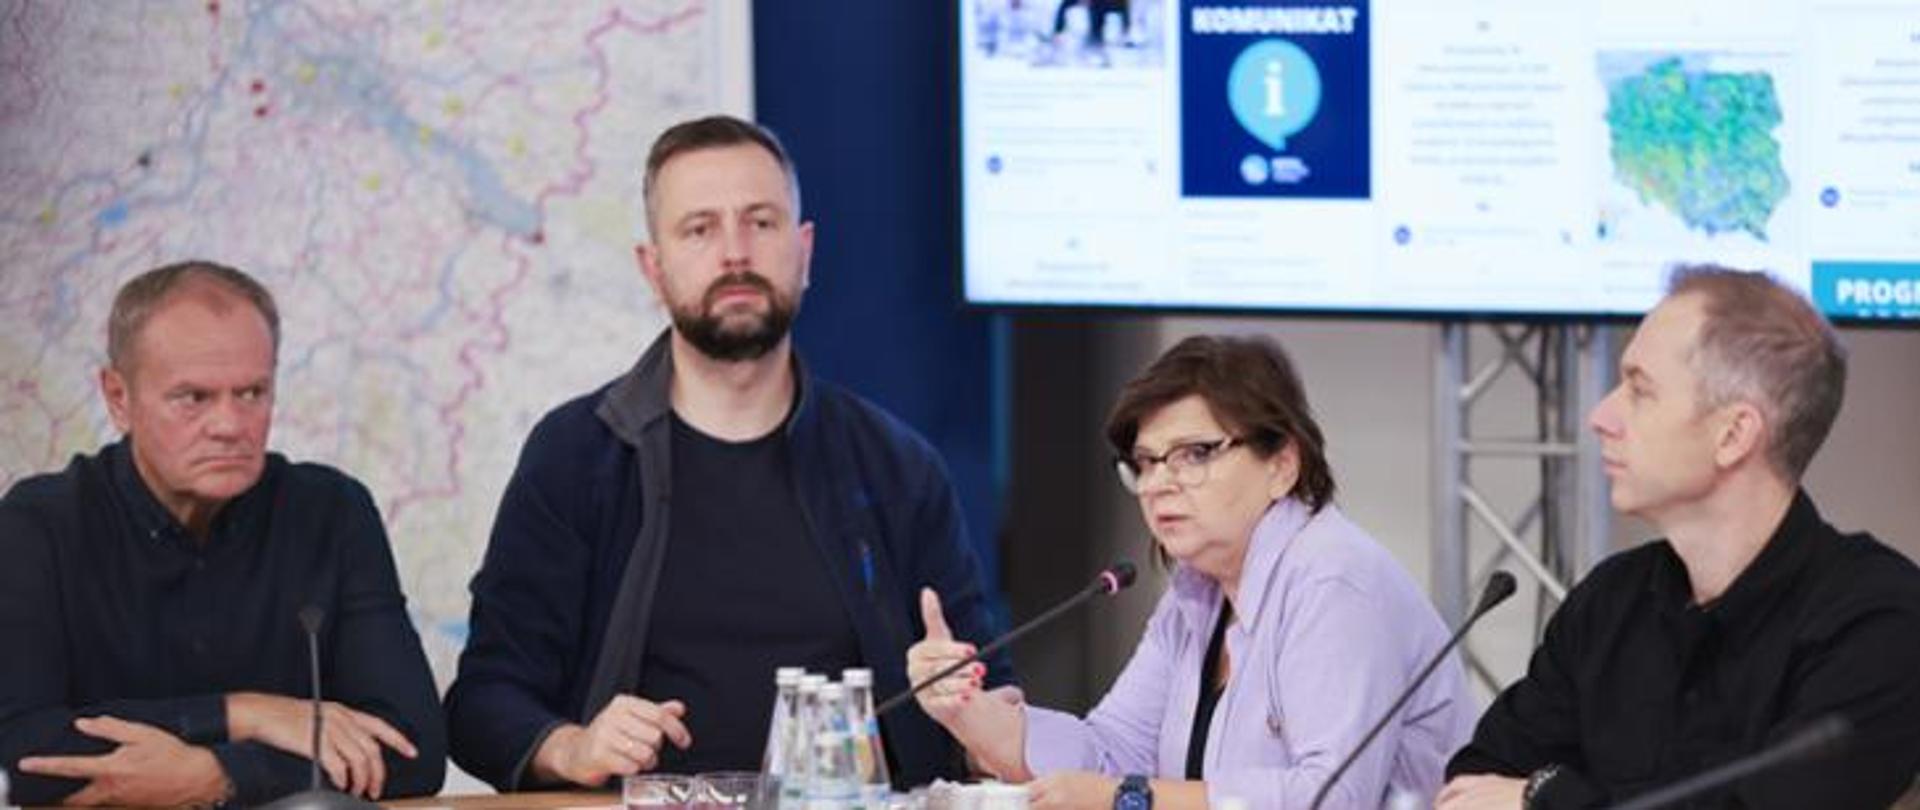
left=1474, top=571, right=1518, bottom=616
left=1097, top=561, right=1138, bottom=594
left=297, top=605, right=325, bottom=636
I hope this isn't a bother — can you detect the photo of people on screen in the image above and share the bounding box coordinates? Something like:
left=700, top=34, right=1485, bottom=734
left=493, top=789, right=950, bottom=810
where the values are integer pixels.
left=973, top=0, right=1166, bottom=69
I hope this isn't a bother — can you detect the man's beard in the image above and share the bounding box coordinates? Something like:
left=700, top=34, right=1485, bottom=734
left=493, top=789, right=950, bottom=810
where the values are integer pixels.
left=670, top=270, right=798, bottom=362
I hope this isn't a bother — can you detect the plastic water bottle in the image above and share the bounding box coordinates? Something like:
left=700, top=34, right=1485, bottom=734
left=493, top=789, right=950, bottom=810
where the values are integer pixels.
left=782, top=674, right=828, bottom=809
left=841, top=668, right=891, bottom=807
left=806, top=682, right=858, bottom=810
left=762, top=667, right=806, bottom=796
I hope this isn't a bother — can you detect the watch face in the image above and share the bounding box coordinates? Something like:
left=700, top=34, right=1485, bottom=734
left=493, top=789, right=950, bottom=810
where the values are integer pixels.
left=1116, top=790, right=1152, bottom=810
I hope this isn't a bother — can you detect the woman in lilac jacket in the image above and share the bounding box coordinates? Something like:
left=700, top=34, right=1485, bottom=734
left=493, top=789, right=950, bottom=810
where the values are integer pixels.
left=910, top=335, right=1474, bottom=810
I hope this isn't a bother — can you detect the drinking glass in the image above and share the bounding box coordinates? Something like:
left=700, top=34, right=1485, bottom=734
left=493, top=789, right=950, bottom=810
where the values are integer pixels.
left=691, top=770, right=772, bottom=808
left=624, top=773, right=695, bottom=808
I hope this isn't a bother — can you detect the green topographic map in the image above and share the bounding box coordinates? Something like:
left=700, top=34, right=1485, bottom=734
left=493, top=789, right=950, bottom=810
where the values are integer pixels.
left=1605, top=57, right=1788, bottom=241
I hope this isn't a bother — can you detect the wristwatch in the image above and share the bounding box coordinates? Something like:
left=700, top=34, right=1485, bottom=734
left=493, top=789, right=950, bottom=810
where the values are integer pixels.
left=1523, top=764, right=1562, bottom=810
left=1113, top=774, right=1153, bottom=810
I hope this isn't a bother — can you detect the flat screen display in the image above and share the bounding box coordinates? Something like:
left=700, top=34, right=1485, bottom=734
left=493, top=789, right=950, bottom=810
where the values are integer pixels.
left=959, top=0, right=1920, bottom=321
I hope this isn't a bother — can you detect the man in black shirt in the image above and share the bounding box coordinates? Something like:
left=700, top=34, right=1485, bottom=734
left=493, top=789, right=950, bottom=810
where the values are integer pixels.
left=1439, top=266, right=1920, bottom=810
left=0, top=261, right=444, bottom=806
left=446, top=116, right=1011, bottom=791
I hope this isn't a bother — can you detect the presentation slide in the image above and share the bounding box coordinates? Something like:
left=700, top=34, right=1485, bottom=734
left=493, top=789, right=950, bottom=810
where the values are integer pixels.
left=960, top=0, right=1920, bottom=320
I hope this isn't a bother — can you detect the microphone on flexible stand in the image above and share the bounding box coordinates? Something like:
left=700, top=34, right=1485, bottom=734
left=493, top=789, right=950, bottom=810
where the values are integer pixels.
left=300, top=605, right=325, bottom=793
left=1309, top=571, right=1519, bottom=810
left=1606, top=715, right=1850, bottom=810
left=256, top=606, right=381, bottom=810
left=877, top=561, right=1139, bottom=717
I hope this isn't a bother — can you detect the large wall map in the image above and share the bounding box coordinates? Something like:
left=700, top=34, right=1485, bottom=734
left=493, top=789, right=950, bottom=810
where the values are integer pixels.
left=0, top=0, right=749, bottom=685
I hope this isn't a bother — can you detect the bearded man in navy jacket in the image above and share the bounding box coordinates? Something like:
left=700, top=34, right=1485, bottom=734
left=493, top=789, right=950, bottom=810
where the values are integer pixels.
left=445, top=115, right=1012, bottom=791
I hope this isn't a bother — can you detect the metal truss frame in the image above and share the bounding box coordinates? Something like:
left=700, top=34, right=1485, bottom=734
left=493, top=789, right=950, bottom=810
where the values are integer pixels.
left=1431, top=321, right=1617, bottom=690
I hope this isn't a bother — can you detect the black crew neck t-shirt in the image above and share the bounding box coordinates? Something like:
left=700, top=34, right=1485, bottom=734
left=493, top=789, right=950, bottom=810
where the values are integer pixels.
left=637, top=413, right=864, bottom=774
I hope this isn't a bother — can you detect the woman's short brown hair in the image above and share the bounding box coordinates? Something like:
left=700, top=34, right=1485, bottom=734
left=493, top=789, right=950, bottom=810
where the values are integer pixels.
left=1105, top=334, right=1336, bottom=512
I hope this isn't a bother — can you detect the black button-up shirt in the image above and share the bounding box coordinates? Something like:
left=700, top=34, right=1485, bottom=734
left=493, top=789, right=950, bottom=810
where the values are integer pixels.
left=1448, top=491, right=1920, bottom=809
left=0, top=440, right=445, bottom=805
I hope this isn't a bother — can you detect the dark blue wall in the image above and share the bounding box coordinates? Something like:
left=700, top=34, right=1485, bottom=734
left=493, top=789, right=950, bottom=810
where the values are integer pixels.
left=752, top=4, right=1006, bottom=592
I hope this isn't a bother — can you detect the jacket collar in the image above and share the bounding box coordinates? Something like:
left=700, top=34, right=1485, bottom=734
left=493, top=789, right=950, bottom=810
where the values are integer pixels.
left=1231, top=498, right=1314, bottom=627
left=1170, top=497, right=1315, bottom=629
left=596, top=328, right=813, bottom=447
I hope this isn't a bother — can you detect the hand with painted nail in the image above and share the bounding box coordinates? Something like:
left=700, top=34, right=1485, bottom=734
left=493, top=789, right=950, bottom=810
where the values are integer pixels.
left=906, top=587, right=1032, bottom=781
left=906, top=587, right=983, bottom=725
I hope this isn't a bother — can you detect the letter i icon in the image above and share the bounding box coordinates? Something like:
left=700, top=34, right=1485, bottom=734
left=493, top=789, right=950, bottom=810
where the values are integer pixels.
left=1265, top=60, right=1286, bottom=117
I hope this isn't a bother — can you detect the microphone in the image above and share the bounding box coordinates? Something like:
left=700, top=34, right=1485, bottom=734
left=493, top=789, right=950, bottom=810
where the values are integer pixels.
left=1309, top=571, right=1518, bottom=810
left=299, top=605, right=325, bottom=792
left=1606, top=715, right=1849, bottom=810
left=255, top=606, right=382, bottom=810
left=877, top=561, right=1138, bottom=716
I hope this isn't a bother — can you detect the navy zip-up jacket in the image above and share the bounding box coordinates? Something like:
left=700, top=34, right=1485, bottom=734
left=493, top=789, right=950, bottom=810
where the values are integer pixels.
left=445, top=331, right=1013, bottom=790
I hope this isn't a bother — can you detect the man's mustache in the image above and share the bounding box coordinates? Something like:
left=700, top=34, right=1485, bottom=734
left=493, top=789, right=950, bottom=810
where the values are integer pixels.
left=702, top=271, right=776, bottom=308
